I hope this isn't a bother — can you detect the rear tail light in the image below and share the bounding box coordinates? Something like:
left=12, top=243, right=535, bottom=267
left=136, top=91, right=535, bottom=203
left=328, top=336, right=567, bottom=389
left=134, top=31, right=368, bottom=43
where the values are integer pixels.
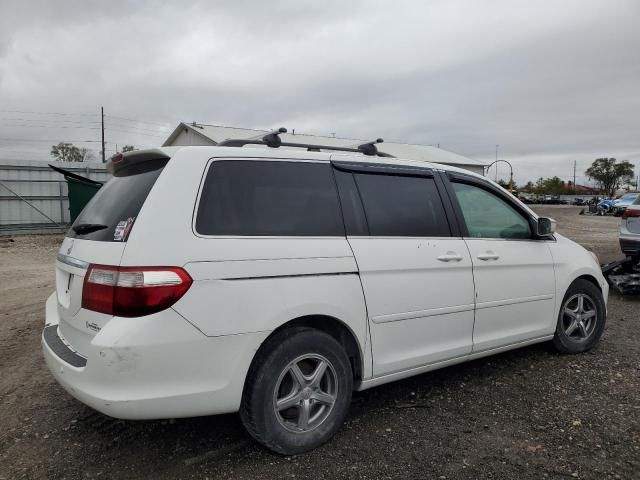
left=622, top=208, right=640, bottom=219
left=82, top=265, right=192, bottom=317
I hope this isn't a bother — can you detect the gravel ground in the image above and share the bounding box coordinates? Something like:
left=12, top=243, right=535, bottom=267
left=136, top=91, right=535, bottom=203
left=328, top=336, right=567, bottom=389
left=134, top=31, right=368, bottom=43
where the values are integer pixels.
left=0, top=205, right=638, bottom=480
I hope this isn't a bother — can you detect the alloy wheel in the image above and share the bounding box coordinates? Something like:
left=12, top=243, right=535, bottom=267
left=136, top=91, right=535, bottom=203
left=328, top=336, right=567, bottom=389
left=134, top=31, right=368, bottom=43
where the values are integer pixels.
left=562, top=293, right=597, bottom=342
left=273, top=354, right=338, bottom=433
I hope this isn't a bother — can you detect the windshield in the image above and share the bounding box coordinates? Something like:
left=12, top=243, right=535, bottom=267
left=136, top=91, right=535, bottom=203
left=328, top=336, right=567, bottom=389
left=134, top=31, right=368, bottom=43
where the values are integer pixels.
left=69, top=159, right=168, bottom=241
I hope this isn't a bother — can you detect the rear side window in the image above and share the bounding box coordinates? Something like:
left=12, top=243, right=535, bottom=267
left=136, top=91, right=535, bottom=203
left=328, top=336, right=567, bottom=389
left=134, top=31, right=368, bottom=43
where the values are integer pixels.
left=353, top=173, right=450, bottom=237
left=195, top=160, right=344, bottom=236
left=69, top=159, right=168, bottom=242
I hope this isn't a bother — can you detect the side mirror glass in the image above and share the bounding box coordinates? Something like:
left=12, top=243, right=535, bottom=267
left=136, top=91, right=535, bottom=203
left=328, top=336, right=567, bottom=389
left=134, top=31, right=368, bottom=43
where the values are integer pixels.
left=537, top=217, right=557, bottom=236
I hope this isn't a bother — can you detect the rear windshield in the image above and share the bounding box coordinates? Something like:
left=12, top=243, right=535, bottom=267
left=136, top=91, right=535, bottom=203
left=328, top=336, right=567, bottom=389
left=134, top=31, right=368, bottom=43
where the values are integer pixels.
left=69, top=159, right=168, bottom=241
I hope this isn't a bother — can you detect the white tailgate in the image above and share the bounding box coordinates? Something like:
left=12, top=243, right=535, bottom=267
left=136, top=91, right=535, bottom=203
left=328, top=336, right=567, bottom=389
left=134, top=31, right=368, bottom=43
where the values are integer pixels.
left=54, top=237, right=126, bottom=356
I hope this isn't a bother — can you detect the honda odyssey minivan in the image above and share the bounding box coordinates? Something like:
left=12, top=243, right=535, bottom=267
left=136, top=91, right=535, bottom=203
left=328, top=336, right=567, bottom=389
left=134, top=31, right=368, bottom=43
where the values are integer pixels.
left=43, top=133, right=608, bottom=454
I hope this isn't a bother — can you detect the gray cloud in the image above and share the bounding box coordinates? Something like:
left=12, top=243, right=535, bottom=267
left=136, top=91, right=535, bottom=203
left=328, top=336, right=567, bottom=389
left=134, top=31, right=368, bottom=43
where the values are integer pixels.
left=0, top=0, right=638, bottom=184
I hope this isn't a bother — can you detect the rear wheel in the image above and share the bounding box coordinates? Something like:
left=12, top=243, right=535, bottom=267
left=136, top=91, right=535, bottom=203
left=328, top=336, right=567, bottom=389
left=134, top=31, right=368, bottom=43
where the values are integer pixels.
left=553, top=279, right=606, bottom=353
left=240, top=327, right=353, bottom=454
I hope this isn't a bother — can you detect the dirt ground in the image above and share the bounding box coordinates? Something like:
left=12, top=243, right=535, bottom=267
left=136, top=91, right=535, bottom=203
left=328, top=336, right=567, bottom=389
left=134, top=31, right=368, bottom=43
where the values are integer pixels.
left=1, top=205, right=638, bottom=480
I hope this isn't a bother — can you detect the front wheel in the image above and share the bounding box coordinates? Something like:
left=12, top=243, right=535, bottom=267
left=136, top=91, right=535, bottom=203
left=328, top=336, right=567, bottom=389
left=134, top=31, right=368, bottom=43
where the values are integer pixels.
left=553, top=279, right=606, bottom=354
left=240, top=327, right=353, bottom=455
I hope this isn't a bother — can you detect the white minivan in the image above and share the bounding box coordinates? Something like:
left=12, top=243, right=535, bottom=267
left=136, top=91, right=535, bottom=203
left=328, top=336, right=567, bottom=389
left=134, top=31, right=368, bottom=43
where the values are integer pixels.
left=43, top=133, right=608, bottom=454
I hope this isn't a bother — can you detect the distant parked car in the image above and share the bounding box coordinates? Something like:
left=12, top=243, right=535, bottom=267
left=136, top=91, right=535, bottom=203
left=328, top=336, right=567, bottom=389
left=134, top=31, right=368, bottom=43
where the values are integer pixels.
left=597, top=198, right=616, bottom=214
left=619, top=195, right=640, bottom=262
left=612, top=193, right=639, bottom=216
left=573, top=198, right=586, bottom=206
left=519, top=193, right=536, bottom=204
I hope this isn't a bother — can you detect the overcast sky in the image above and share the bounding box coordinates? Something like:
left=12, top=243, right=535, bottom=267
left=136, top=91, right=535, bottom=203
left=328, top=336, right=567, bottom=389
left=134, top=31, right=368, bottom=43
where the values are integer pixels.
left=1, top=0, right=638, bottom=184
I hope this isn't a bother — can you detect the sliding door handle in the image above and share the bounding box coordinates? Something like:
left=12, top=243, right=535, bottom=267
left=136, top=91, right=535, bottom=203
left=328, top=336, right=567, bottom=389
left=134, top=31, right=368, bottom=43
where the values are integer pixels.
left=477, top=252, right=500, bottom=261
left=437, top=252, right=464, bottom=262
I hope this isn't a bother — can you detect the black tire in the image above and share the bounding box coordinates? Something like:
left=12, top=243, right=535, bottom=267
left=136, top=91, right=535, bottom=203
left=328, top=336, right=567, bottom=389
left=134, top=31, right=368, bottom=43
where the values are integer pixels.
left=553, top=279, right=606, bottom=354
left=240, top=327, right=353, bottom=455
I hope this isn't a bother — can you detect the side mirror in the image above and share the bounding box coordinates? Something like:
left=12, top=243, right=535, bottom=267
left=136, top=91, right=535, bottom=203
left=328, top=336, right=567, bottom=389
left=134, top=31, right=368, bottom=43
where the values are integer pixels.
left=537, top=217, right=557, bottom=236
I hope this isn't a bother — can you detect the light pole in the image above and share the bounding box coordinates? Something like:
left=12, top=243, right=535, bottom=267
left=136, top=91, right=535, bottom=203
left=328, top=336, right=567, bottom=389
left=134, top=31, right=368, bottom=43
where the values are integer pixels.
left=485, top=159, right=514, bottom=193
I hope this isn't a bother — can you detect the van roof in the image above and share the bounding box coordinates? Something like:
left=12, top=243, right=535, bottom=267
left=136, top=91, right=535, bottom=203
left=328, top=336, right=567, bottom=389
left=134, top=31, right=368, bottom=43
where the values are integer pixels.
left=112, top=144, right=486, bottom=182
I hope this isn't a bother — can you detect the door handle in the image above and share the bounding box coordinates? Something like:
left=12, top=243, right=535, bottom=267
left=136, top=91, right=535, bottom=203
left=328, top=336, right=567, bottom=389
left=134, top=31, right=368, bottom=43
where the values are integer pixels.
left=437, top=252, right=464, bottom=262
left=477, top=251, right=500, bottom=261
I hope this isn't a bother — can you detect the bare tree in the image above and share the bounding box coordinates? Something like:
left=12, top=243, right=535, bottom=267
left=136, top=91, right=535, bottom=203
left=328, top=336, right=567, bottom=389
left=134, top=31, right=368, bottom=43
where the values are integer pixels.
left=79, top=148, right=95, bottom=162
left=50, top=143, right=82, bottom=162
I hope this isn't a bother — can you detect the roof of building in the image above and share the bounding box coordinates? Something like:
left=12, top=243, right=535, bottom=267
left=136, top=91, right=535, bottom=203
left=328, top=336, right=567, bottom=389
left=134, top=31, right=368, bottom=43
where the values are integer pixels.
left=163, top=122, right=486, bottom=168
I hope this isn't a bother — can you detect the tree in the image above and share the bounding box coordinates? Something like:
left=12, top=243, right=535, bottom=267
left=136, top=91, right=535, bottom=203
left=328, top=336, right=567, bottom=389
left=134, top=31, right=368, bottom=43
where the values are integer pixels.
left=540, top=176, right=567, bottom=195
left=79, top=148, right=95, bottom=162
left=50, top=142, right=82, bottom=162
left=528, top=176, right=571, bottom=195
left=122, top=145, right=136, bottom=152
left=497, top=178, right=518, bottom=191
left=585, top=158, right=634, bottom=198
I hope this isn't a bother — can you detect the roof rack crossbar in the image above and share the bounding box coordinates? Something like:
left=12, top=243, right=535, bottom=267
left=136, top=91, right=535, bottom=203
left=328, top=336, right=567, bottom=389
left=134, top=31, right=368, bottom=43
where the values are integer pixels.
left=357, top=138, right=384, bottom=156
left=217, top=128, right=394, bottom=158
left=262, top=127, right=287, bottom=148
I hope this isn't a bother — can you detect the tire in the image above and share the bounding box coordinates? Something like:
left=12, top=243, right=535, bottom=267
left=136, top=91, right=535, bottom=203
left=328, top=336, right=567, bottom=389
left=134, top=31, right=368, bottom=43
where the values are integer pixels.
left=553, top=279, right=606, bottom=354
left=240, top=327, right=353, bottom=455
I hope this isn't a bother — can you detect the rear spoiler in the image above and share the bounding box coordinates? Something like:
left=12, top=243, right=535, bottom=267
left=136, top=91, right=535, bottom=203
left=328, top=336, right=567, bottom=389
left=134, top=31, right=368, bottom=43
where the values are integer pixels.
left=106, top=149, right=171, bottom=175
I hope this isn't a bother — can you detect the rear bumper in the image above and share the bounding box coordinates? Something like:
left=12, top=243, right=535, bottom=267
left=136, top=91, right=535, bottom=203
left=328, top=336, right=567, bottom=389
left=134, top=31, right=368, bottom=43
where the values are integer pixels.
left=42, top=292, right=269, bottom=420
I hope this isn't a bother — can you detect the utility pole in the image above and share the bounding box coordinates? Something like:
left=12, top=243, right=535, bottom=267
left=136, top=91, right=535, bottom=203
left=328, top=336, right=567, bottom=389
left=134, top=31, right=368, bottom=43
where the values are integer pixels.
left=101, top=106, right=105, bottom=163
left=573, top=160, right=577, bottom=193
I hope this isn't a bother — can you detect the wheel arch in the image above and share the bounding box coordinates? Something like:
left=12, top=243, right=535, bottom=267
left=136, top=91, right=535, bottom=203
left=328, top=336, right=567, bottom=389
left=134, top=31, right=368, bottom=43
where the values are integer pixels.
left=576, top=274, right=602, bottom=293
left=248, top=315, right=365, bottom=385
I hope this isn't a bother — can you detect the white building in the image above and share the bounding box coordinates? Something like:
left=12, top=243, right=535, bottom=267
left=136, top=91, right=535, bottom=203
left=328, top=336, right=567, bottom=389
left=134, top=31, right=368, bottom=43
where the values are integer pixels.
left=163, top=122, right=486, bottom=175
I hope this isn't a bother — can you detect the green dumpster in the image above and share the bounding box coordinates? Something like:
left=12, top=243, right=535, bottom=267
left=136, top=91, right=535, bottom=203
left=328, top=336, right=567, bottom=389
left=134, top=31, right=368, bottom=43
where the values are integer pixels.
left=66, top=176, right=103, bottom=223
left=49, top=164, right=104, bottom=223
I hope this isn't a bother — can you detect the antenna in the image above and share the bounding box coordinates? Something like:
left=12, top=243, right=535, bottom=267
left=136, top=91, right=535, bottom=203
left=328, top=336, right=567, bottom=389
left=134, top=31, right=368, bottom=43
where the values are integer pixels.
left=357, top=138, right=384, bottom=156
left=262, top=127, right=287, bottom=148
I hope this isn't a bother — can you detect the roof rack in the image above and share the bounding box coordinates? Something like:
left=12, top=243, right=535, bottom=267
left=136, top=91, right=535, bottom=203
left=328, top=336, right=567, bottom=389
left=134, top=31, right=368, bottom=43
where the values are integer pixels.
left=217, top=127, right=394, bottom=158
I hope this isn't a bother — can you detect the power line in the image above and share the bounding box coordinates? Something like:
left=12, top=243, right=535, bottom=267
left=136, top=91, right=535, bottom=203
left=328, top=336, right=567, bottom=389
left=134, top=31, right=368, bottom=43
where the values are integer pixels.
left=104, top=127, right=166, bottom=138
left=0, top=137, right=103, bottom=143
left=0, top=109, right=97, bottom=117
left=103, top=122, right=170, bottom=134
left=105, top=114, right=170, bottom=128
left=0, top=117, right=102, bottom=125
left=0, top=123, right=102, bottom=130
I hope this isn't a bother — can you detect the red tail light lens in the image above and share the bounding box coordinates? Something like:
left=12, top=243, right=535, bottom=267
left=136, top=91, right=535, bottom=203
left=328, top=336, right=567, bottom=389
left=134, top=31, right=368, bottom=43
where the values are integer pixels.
left=82, top=265, right=192, bottom=317
left=622, top=208, right=640, bottom=219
